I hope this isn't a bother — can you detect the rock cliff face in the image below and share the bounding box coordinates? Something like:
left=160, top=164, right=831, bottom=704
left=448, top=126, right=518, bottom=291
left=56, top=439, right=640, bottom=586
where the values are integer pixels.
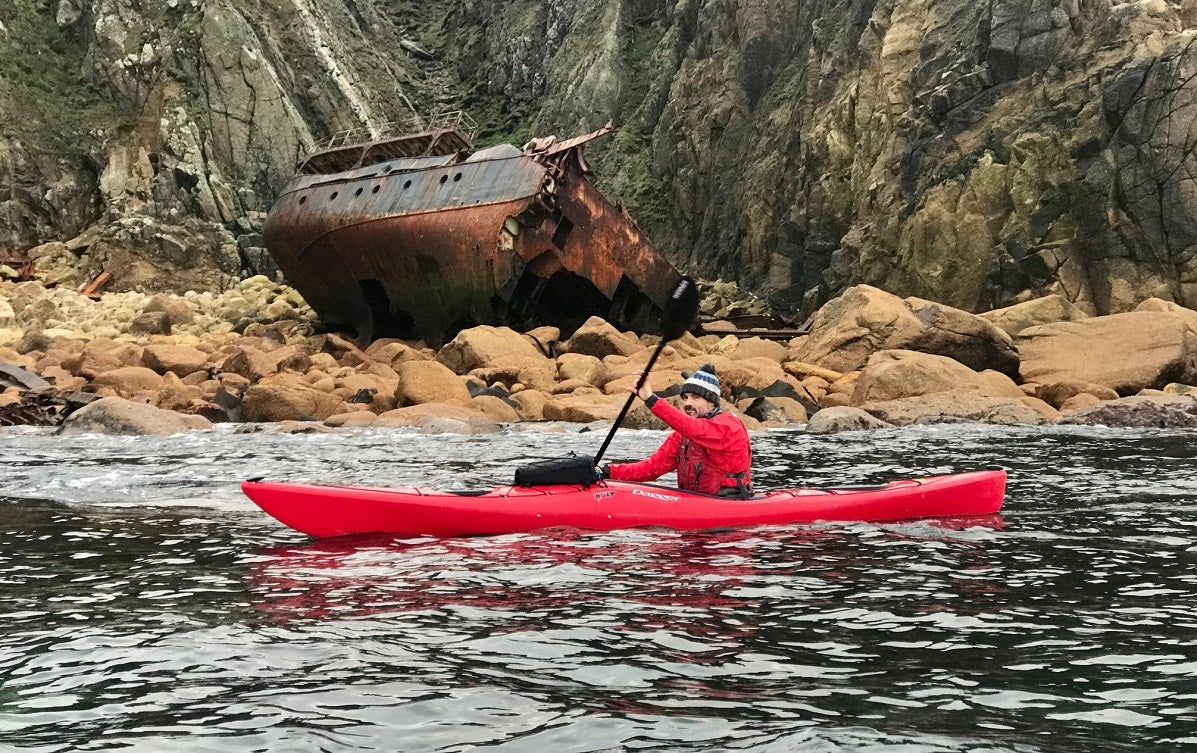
left=3, top=0, right=1197, bottom=318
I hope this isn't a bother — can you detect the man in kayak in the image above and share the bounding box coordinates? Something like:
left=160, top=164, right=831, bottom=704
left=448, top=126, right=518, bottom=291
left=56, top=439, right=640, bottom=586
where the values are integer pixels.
left=599, top=363, right=753, bottom=497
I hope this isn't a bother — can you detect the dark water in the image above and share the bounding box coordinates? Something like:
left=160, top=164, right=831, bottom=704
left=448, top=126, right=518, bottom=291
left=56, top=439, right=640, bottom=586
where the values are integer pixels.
left=1, top=423, right=1195, bottom=752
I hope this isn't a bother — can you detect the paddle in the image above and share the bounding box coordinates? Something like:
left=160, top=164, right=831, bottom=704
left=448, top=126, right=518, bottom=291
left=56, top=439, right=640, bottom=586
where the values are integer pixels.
left=592, top=276, right=700, bottom=466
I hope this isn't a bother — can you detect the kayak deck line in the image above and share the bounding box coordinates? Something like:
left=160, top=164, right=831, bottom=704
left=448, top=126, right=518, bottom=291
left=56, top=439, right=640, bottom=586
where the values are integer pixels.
left=241, top=468, right=1006, bottom=539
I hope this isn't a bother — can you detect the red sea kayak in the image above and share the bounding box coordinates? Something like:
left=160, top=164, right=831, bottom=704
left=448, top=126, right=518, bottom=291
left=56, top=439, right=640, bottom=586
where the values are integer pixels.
left=241, top=468, right=1006, bottom=538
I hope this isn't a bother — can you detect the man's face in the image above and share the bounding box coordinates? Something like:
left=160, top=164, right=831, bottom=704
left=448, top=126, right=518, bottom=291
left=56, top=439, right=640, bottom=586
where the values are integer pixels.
left=681, top=392, right=715, bottom=417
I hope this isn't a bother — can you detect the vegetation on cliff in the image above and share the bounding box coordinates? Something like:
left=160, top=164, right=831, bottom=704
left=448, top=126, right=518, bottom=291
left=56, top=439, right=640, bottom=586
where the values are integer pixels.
left=3, top=0, right=1197, bottom=323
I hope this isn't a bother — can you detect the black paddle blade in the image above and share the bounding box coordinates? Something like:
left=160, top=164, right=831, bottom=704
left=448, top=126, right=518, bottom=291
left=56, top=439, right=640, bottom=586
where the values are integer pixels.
left=661, top=276, right=700, bottom=341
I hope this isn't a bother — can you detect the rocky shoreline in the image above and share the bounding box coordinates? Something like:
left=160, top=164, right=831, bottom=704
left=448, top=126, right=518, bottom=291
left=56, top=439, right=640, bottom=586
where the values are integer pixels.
left=3, top=276, right=1197, bottom=436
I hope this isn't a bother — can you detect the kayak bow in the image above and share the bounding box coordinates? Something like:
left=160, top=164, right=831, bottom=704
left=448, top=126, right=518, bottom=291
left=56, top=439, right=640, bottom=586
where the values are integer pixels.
left=241, top=468, right=1006, bottom=538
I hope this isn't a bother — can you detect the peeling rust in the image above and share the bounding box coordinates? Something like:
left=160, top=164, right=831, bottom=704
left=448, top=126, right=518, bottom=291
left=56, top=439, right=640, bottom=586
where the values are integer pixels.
left=264, top=118, right=682, bottom=346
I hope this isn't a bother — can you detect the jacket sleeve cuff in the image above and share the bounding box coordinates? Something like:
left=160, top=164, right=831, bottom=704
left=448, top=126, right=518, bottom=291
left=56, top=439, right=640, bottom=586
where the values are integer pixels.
left=644, top=393, right=659, bottom=408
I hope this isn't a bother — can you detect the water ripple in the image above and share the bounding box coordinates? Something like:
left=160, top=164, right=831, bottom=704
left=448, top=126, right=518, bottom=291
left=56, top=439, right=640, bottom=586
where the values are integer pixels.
left=2, top=424, right=1197, bottom=750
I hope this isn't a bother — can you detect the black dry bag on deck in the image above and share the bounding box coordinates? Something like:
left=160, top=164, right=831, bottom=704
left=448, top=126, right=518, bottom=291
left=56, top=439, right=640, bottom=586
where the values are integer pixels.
left=514, top=454, right=597, bottom=487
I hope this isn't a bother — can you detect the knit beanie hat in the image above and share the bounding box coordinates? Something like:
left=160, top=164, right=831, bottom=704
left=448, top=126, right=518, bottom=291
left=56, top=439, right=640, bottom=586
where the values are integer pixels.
left=679, top=363, right=721, bottom=406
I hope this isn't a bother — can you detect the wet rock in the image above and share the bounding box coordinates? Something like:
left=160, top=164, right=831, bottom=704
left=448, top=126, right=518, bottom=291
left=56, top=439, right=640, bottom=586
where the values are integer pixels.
left=862, top=389, right=1049, bottom=427
left=1057, top=394, right=1197, bottom=428
left=542, top=391, right=624, bottom=423
left=806, top=406, right=894, bottom=434
left=61, top=396, right=210, bottom=434
left=740, top=396, right=808, bottom=425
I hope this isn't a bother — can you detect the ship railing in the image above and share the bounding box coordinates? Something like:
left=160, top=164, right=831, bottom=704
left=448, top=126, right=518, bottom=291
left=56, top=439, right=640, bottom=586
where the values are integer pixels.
left=315, top=112, right=478, bottom=150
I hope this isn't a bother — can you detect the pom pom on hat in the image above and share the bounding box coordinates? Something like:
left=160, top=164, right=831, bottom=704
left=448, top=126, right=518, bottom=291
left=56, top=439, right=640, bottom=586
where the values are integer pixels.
left=679, top=363, right=721, bottom=405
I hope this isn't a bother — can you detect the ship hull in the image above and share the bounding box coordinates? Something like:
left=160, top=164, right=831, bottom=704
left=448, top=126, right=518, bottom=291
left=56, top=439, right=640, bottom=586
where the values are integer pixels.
left=263, top=125, right=681, bottom=345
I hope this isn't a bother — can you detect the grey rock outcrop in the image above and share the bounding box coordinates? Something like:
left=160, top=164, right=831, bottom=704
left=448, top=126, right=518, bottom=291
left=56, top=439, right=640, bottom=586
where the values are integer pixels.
left=5, top=0, right=1197, bottom=326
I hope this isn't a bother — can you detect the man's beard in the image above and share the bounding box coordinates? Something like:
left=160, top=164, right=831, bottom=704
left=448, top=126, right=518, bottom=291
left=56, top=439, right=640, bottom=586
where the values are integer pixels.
left=684, top=405, right=699, bottom=417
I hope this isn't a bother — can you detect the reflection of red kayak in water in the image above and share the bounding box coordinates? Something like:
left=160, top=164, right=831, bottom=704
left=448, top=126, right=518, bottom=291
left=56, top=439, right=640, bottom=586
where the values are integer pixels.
left=247, top=519, right=1004, bottom=623
left=241, top=469, right=1006, bottom=538
left=247, top=531, right=767, bottom=622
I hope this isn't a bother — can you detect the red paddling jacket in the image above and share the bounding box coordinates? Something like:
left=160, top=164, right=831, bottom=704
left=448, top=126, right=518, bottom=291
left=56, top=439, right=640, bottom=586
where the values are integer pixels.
left=607, top=396, right=752, bottom=496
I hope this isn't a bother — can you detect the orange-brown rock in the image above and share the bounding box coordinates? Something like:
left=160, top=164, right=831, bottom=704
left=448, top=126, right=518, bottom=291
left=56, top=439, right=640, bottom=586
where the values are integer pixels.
left=541, top=391, right=625, bottom=423
left=38, top=365, right=85, bottom=391
left=470, top=394, right=522, bottom=422
left=979, top=294, right=1090, bottom=337
left=91, top=366, right=164, bottom=396
left=551, top=378, right=593, bottom=394
left=862, top=389, right=1050, bottom=426
left=470, top=363, right=557, bottom=393
left=728, top=336, right=788, bottom=362
left=563, top=316, right=643, bottom=358
left=1035, top=380, right=1120, bottom=409
left=794, top=285, right=1018, bottom=377
left=509, top=389, right=548, bottom=420
left=1058, top=392, right=1101, bottom=413
left=241, top=380, right=345, bottom=422
left=394, top=359, right=472, bottom=406
left=322, top=412, right=379, bottom=428
left=1018, top=312, right=1197, bottom=394
left=556, top=353, right=604, bottom=386
left=375, top=401, right=502, bottom=434
left=781, top=360, right=843, bottom=383
left=852, top=349, right=1023, bottom=404
left=221, top=346, right=279, bottom=382
left=365, top=340, right=428, bottom=368
left=1135, top=298, right=1197, bottom=334
left=436, top=325, right=553, bottom=373
left=141, top=344, right=209, bottom=377
left=155, top=383, right=206, bottom=412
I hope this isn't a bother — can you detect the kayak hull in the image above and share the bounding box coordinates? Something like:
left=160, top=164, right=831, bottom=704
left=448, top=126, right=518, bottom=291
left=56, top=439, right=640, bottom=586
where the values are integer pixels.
left=241, top=469, right=1006, bottom=538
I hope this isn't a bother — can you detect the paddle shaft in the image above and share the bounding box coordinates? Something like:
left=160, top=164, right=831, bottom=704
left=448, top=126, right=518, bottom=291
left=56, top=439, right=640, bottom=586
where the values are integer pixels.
left=592, top=338, right=670, bottom=466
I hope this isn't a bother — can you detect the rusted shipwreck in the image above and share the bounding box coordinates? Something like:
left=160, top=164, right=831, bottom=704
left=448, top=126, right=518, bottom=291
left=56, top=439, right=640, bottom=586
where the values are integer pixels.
left=263, top=114, right=682, bottom=345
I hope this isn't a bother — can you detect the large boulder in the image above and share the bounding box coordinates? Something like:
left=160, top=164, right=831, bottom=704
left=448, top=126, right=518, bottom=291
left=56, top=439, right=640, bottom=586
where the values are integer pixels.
left=562, top=316, right=643, bottom=358
left=852, top=349, right=1023, bottom=404
left=1135, top=298, right=1197, bottom=334
left=241, top=379, right=345, bottom=422
left=1057, top=394, right=1197, bottom=428
left=861, top=389, right=1050, bottom=426
left=61, top=396, right=210, bottom=434
left=793, top=286, right=1019, bottom=378
left=436, top=325, right=552, bottom=373
left=806, top=406, right=893, bottom=433
left=980, top=294, right=1090, bottom=337
left=141, top=343, right=209, bottom=377
left=90, top=366, right=164, bottom=395
left=394, top=359, right=472, bottom=406
left=1017, top=312, right=1197, bottom=394
left=541, top=391, right=625, bottom=422
left=375, top=402, right=502, bottom=434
